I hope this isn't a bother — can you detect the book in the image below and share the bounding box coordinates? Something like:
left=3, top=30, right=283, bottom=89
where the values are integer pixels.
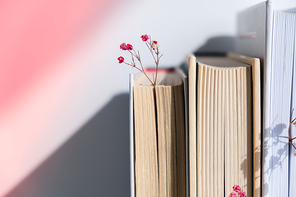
left=188, top=53, right=261, bottom=197
left=236, top=1, right=296, bottom=196
left=129, top=68, right=188, bottom=197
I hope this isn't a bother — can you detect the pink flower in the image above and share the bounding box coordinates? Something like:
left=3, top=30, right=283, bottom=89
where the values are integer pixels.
left=238, top=191, right=246, bottom=197
left=141, top=34, right=149, bottom=41
left=151, top=41, right=159, bottom=50
left=120, top=43, right=127, bottom=50
left=118, top=56, right=124, bottom=63
left=127, top=44, right=133, bottom=50
left=233, top=185, right=241, bottom=193
left=229, top=192, right=237, bottom=197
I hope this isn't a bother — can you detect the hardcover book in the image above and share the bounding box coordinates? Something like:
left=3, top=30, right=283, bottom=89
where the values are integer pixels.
left=129, top=68, right=188, bottom=197
left=237, top=1, right=296, bottom=196
left=188, top=53, right=261, bottom=197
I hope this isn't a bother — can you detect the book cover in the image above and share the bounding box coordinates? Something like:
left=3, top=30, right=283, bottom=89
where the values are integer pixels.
left=188, top=53, right=260, bottom=197
left=237, top=1, right=296, bottom=196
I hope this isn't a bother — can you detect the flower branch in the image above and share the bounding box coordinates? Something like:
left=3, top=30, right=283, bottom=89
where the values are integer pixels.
left=118, top=34, right=163, bottom=87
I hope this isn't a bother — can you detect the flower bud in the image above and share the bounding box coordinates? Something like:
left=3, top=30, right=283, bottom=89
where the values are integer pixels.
left=141, top=34, right=149, bottom=41
left=120, top=43, right=127, bottom=50
left=151, top=41, right=159, bottom=50
left=232, top=185, right=241, bottom=193
left=118, top=56, right=124, bottom=63
left=238, top=191, right=246, bottom=197
left=127, top=44, right=133, bottom=50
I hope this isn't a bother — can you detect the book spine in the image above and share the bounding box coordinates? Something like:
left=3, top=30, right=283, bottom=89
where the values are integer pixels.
left=129, top=74, right=135, bottom=197
left=263, top=1, right=273, bottom=197
left=252, top=58, right=261, bottom=197
left=183, top=73, right=189, bottom=197
left=188, top=56, right=197, bottom=197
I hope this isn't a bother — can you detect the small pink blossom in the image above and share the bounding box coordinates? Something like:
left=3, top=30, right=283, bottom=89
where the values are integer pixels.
left=141, top=34, right=149, bottom=41
left=120, top=43, right=127, bottom=50
left=233, top=185, right=241, bottom=193
left=117, top=34, right=162, bottom=86
left=151, top=41, right=159, bottom=50
left=229, top=192, right=237, bottom=197
left=118, top=56, right=124, bottom=63
left=127, top=44, right=133, bottom=50
left=238, top=191, right=246, bottom=197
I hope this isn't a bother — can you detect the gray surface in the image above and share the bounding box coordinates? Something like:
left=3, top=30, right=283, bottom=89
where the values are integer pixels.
left=5, top=94, right=130, bottom=197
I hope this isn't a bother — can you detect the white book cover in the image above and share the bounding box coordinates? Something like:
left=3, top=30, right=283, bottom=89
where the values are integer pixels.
left=289, top=25, right=296, bottom=196
left=237, top=1, right=296, bottom=197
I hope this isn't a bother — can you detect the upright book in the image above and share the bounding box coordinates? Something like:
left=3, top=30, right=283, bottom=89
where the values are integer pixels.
left=129, top=68, right=188, bottom=197
left=188, top=53, right=261, bottom=197
left=237, top=1, right=296, bottom=196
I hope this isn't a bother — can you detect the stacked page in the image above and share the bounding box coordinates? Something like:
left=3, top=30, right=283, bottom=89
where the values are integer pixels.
left=188, top=54, right=261, bottom=197
left=130, top=70, right=188, bottom=197
left=266, top=10, right=295, bottom=197
left=236, top=2, right=296, bottom=196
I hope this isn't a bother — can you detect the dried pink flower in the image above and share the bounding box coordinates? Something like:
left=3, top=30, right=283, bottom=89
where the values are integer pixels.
left=118, top=56, right=124, bottom=63
left=238, top=191, right=246, bottom=197
left=127, top=44, right=133, bottom=50
left=117, top=34, right=163, bottom=86
left=229, top=192, right=237, bottom=197
left=120, top=43, right=127, bottom=50
left=233, top=185, right=241, bottom=193
left=141, top=34, right=149, bottom=41
left=151, top=41, right=159, bottom=50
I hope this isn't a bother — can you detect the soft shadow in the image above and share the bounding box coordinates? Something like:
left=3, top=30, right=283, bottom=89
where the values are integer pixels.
left=180, top=35, right=235, bottom=74
left=194, top=36, right=235, bottom=54
left=5, top=94, right=130, bottom=197
left=263, top=122, right=288, bottom=196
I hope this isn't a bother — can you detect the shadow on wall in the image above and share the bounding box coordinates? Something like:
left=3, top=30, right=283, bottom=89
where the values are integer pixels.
left=195, top=36, right=235, bottom=53
left=5, top=94, right=130, bottom=197
left=263, top=122, right=289, bottom=197
left=180, top=36, right=235, bottom=75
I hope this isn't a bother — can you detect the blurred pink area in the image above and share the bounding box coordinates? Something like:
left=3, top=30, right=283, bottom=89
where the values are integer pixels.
left=0, top=0, right=113, bottom=116
left=0, top=0, right=120, bottom=196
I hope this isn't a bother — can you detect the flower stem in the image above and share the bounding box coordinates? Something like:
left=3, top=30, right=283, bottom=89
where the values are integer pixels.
left=128, top=50, right=154, bottom=85
left=288, top=108, right=296, bottom=152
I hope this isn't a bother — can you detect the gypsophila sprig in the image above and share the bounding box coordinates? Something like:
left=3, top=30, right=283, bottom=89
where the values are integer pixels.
left=228, top=185, right=246, bottom=197
left=117, top=34, right=163, bottom=86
